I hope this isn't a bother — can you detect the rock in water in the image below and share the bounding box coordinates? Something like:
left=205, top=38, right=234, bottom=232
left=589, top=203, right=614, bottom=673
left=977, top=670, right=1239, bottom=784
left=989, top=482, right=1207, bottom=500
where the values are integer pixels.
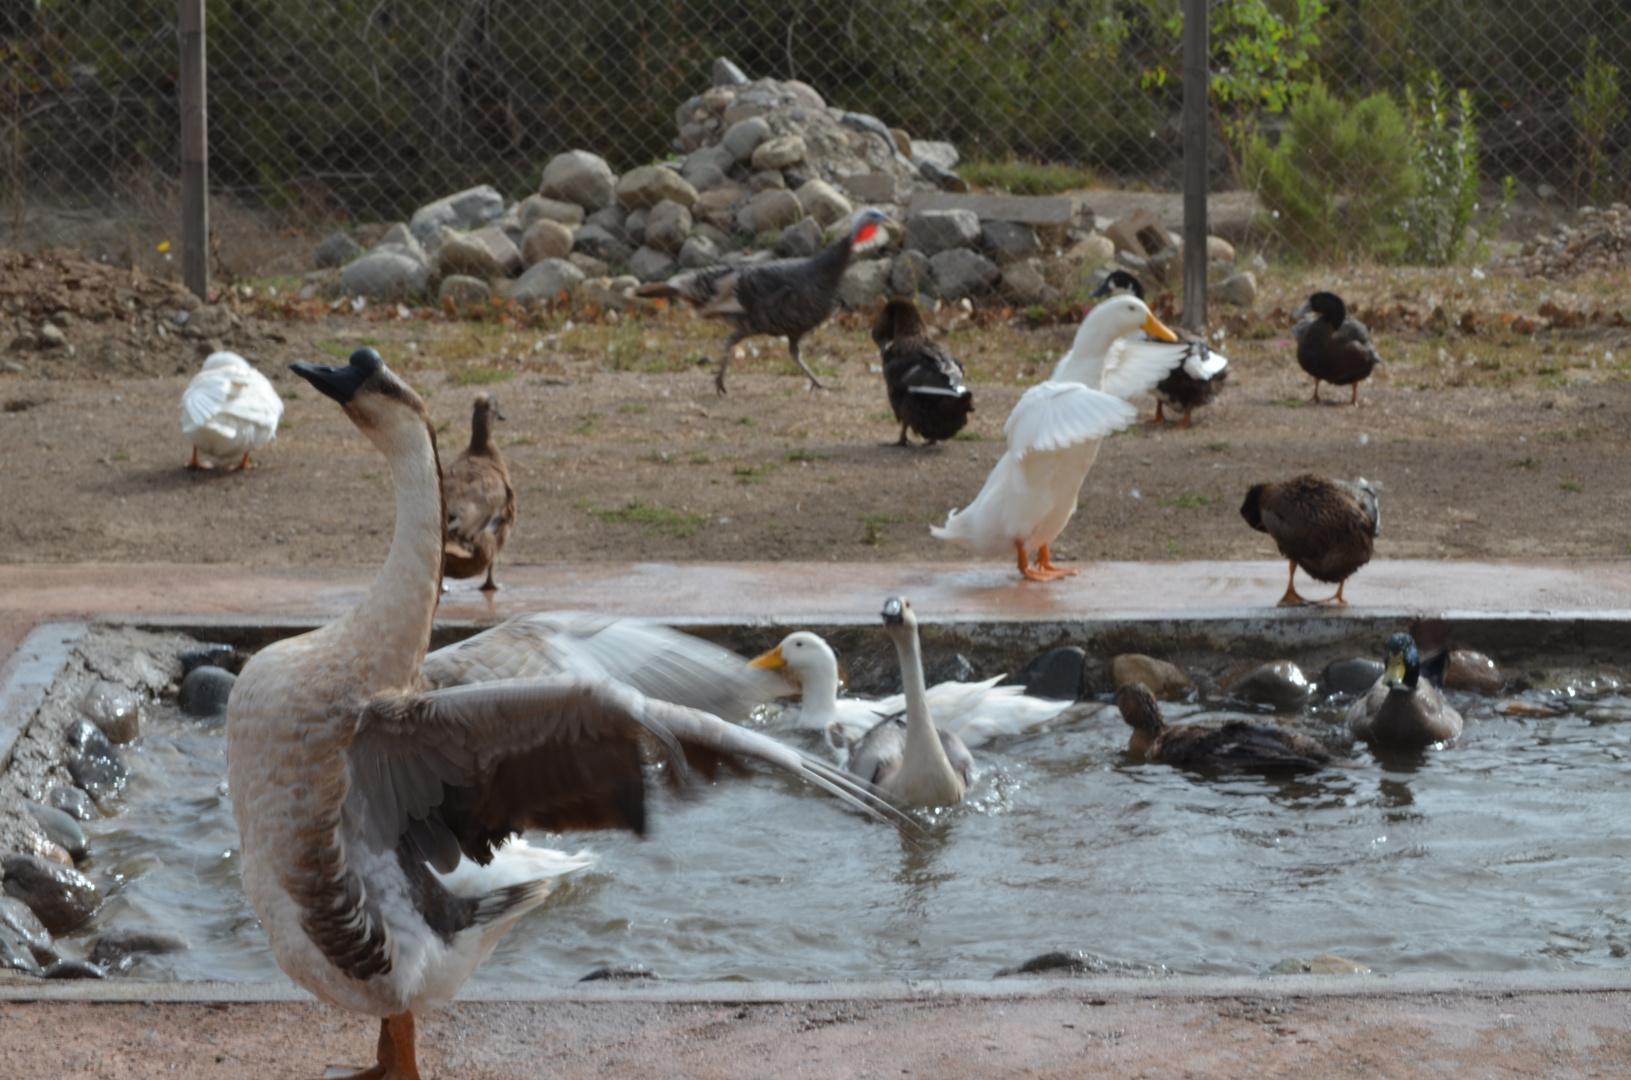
left=1021, top=647, right=1086, bottom=701
left=89, top=927, right=191, bottom=973
left=1445, top=650, right=1503, bottom=693
left=0, top=896, right=56, bottom=964
left=1, top=854, right=100, bottom=933
left=42, top=960, right=106, bottom=979
left=0, top=923, right=41, bottom=974
left=1110, top=654, right=1192, bottom=699
left=79, top=680, right=142, bottom=744
left=46, top=785, right=97, bottom=822
left=65, top=719, right=129, bottom=802
left=179, top=643, right=234, bottom=675
left=1227, top=661, right=1313, bottom=711
left=1321, top=657, right=1385, bottom=695
left=25, top=801, right=88, bottom=860
left=179, top=665, right=237, bottom=720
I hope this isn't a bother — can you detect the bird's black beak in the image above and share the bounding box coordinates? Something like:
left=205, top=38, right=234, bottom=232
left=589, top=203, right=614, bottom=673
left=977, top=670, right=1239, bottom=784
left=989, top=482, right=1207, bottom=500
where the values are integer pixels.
left=1088, top=279, right=1113, bottom=300
left=290, top=348, right=384, bottom=405
left=881, top=597, right=905, bottom=625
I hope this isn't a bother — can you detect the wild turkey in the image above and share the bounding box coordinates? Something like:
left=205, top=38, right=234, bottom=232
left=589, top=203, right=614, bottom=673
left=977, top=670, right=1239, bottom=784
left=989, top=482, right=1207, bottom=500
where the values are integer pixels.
left=635, top=207, right=890, bottom=394
left=1090, top=270, right=1228, bottom=428
left=1293, top=291, right=1383, bottom=405
left=872, top=298, right=974, bottom=447
left=442, top=392, right=516, bottom=591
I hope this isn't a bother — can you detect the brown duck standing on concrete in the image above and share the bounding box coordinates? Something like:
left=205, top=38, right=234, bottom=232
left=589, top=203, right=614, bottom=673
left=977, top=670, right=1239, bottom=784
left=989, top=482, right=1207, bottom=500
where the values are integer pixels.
left=635, top=207, right=890, bottom=394
left=441, top=393, right=515, bottom=591
left=1241, top=474, right=1379, bottom=606
left=1293, top=291, right=1383, bottom=405
left=872, top=298, right=974, bottom=447
left=1116, top=681, right=1332, bottom=774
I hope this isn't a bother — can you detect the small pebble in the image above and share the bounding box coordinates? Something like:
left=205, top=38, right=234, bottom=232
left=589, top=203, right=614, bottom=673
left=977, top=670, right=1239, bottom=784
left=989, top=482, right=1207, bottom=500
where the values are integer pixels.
left=24, top=801, right=88, bottom=860
left=46, top=784, right=97, bottom=822
left=65, top=719, right=129, bottom=802
left=79, top=680, right=142, bottom=744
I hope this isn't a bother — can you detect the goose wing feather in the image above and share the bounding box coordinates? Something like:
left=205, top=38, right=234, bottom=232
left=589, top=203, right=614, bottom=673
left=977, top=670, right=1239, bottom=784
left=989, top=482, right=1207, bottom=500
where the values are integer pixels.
left=219, top=369, right=285, bottom=428
left=350, top=676, right=907, bottom=863
left=181, top=370, right=233, bottom=431
left=421, top=612, right=785, bottom=721
left=1099, top=336, right=1198, bottom=400
left=1003, top=381, right=1137, bottom=458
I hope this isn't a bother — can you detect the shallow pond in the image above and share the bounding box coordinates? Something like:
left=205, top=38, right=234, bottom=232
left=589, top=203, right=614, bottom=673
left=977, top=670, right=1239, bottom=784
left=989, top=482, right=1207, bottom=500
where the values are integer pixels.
left=66, top=676, right=1631, bottom=983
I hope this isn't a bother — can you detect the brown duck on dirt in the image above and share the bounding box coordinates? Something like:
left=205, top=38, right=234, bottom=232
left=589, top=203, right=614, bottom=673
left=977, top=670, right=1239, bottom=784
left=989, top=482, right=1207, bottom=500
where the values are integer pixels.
left=872, top=298, right=974, bottom=447
left=441, top=393, right=516, bottom=591
left=1116, top=681, right=1332, bottom=774
left=1240, top=474, right=1379, bottom=607
left=1293, top=291, right=1383, bottom=405
left=635, top=207, right=890, bottom=394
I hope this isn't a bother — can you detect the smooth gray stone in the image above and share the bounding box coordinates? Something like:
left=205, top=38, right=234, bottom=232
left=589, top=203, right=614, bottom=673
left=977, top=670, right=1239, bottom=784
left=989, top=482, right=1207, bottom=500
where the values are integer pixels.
left=928, top=248, right=1001, bottom=300
left=1322, top=657, right=1385, bottom=696
left=0, top=896, right=53, bottom=963
left=179, top=665, right=236, bottom=720
left=78, top=679, right=142, bottom=744
left=1022, top=647, right=1086, bottom=701
left=0, top=922, right=41, bottom=974
left=1228, top=660, right=1313, bottom=712
left=89, top=926, right=190, bottom=973
left=65, top=719, right=128, bottom=802
left=25, top=801, right=87, bottom=859
left=179, top=643, right=233, bottom=675
left=712, top=57, right=749, bottom=87
left=573, top=224, right=632, bottom=264
left=1, top=854, right=100, bottom=934
left=46, top=784, right=96, bottom=822
left=314, top=233, right=363, bottom=269
left=777, top=217, right=823, bottom=258
left=42, top=959, right=106, bottom=979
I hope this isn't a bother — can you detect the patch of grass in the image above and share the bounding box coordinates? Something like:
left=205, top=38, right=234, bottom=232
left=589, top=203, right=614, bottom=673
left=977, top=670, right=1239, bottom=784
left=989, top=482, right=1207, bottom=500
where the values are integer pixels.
left=508, top=435, right=535, bottom=447
left=435, top=419, right=452, bottom=434
left=573, top=411, right=601, bottom=436
left=1511, top=457, right=1539, bottom=469
left=1272, top=398, right=1307, bottom=409
left=952, top=430, right=989, bottom=441
left=869, top=410, right=897, bottom=423
left=587, top=499, right=706, bottom=538
left=784, top=448, right=821, bottom=463
left=639, top=451, right=673, bottom=464
left=734, top=463, right=777, bottom=485
left=1159, top=492, right=1217, bottom=509
left=317, top=341, right=352, bottom=359
left=1391, top=437, right=1411, bottom=445
left=448, top=366, right=514, bottom=386
left=1560, top=479, right=1584, bottom=493
left=1544, top=427, right=1589, bottom=441
left=110, top=451, right=130, bottom=461
left=1206, top=441, right=1229, bottom=453
left=960, top=158, right=1096, bottom=195
left=280, top=390, right=302, bottom=400
left=1165, top=540, right=1183, bottom=555
left=688, top=453, right=712, bottom=465
left=618, top=403, right=648, bottom=414
left=736, top=416, right=756, bottom=427
left=860, top=512, right=913, bottom=546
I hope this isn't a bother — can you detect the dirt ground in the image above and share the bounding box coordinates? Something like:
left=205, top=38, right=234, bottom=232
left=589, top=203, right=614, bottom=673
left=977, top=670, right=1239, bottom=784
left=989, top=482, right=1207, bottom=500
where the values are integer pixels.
left=3, top=247, right=1631, bottom=573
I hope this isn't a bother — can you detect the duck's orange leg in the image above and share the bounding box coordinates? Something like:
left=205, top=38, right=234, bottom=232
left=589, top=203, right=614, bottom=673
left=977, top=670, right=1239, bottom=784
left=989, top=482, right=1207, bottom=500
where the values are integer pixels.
left=1276, top=559, right=1309, bottom=606
left=1349, top=382, right=1360, bottom=407
left=186, top=446, right=201, bottom=470
left=1309, top=379, right=1323, bottom=404
left=1034, top=544, right=1080, bottom=579
left=224, top=451, right=253, bottom=472
left=321, top=1011, right=420, bottom=1080
left=1317, top=579, right=1351, bottom=606
left=1176, top=407, right=1194, bottom=430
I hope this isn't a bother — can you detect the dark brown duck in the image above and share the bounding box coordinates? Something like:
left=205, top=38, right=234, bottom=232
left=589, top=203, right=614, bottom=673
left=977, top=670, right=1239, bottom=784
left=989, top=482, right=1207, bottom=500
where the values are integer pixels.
left=1293, top=291, right=1383, bottom=405
left=872, top=298, right=974, bottom=446
left=441, top=392, right=516, bottom=591
left=1241, top=474, right=1379, bottom=606
left=1116, top=682, right=1332, bottom=774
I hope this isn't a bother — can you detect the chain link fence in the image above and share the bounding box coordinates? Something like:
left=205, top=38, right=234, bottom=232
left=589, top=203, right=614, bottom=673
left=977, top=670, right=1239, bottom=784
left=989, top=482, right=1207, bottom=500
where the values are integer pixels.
left=3, top=0, right=1629, bottom=271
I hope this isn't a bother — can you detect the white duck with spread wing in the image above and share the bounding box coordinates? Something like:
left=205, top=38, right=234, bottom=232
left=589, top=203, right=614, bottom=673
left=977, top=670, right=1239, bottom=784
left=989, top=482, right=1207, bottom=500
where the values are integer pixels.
left=1090, top=270, right=1229, bottom=428
left=181, top=350, right=284, bottom=470
left=228, top=347, right=905, bottom=1080
left=931, top=296, right=1181, bottom=581
left=748, top=630, right=1072, bottom=758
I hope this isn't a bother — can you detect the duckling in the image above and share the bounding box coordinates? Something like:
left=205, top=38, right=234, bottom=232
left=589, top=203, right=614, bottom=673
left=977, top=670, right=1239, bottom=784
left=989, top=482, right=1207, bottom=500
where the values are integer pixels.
left=1293, top=291, right=1382, bottom=405
left=1241, top=474, right=1379, bottom=606
left=1116, top=681, right=1331, bottom=773
left=872, top=298, right=974, bottom=447
left=180, top=351, right=284, bottom=471
left=232, top=347, right=903, bottom=1080
left=1346, top=632, right=1463, bottom=751
left=836, top=597, right=973, bottom=808
left=1090, top=270, right=1229, bottom=428
left=441, top=393, right=515, bottom=591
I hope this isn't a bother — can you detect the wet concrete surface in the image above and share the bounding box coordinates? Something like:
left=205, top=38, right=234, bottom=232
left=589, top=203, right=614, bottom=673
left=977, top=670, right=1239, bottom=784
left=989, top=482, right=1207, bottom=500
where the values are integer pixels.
left=0, top=981, right=1628, bottom=1078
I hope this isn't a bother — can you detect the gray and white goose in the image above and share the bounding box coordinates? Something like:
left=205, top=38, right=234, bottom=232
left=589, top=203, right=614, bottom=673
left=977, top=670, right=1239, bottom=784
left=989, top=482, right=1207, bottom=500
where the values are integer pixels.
left=226, top=347, right=902, bottom=1080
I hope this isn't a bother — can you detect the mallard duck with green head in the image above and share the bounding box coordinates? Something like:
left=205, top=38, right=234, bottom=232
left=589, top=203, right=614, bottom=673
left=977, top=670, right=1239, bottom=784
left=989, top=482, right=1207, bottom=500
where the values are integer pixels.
left=1346, top=632, right=1463, bottom=751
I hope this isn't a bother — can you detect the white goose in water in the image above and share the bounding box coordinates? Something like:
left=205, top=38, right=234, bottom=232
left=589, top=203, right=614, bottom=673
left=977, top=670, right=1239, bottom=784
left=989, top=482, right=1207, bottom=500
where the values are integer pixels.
left=226, top=347, right=902, bottom=1080
left=748, top=630, right=1072, bottom=757
left=836, top=598, right=973, bottom=808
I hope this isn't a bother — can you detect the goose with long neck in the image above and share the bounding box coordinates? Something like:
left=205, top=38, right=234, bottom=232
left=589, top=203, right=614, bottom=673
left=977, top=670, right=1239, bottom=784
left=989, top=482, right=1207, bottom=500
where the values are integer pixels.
left=931, top=297, right=1180, bottom=581
left=227, top=348, right=904, bottom=1080
left=838, top=597, right=972, bottom=808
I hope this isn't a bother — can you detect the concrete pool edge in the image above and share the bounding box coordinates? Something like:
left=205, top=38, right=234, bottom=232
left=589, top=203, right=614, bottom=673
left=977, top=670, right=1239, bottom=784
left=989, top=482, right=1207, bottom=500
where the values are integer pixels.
left=5, top=968, right=1631, bottom=1005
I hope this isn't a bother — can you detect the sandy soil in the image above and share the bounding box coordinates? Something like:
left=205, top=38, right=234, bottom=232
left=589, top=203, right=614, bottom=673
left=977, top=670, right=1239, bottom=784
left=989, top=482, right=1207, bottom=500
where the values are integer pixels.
left=3, top=248, right=1631, bottom=574
left=1, top=988, right=1628, bottom=1078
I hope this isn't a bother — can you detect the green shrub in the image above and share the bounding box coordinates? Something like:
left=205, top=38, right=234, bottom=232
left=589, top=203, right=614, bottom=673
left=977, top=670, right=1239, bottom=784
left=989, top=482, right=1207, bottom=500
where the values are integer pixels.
left=1245, top=82, right=1418, bottom=261
left=1400, top=72, right=1484, bottom=265
left=1571, top=37, right=1626, bottom=204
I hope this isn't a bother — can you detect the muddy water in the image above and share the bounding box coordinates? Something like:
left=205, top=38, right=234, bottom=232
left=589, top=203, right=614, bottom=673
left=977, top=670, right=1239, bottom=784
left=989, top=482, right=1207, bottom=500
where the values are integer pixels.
left=67, top=678, right=1631, bottom=983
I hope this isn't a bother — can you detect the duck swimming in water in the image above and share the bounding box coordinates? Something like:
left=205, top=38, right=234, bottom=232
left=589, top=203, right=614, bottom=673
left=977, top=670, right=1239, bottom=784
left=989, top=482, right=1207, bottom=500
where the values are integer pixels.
left=1116, top=681, right=1331, bottom=774
left=227, top=347, right=902, bottom=1080
left=1346, top=631, right=1463, bottom=751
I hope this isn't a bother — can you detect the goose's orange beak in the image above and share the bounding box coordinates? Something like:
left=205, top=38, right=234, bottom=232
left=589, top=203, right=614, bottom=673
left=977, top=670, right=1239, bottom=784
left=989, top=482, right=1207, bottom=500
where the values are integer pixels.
left=1144, top=313, right=1180, bottom=343
left=748, top=645, right=786, bottom=670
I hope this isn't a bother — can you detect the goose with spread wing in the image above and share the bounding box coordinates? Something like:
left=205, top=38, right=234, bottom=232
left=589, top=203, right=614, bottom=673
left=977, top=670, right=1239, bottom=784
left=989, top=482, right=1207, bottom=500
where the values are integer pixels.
left=227, top=347, right=902, bottom=1080
left=931, top=296, right=1180, bottom=580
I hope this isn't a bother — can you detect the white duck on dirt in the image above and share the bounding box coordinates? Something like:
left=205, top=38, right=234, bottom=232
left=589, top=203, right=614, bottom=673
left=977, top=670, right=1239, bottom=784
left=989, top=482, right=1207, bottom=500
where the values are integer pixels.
left=180, top=350, right=284, bottom=470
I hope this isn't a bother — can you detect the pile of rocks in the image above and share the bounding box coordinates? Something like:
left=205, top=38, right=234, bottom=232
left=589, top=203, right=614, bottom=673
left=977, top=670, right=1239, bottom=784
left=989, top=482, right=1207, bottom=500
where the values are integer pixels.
left=308, top=58, right=1256, bottom=314
left=1497, top=203, right=1631, bottom=279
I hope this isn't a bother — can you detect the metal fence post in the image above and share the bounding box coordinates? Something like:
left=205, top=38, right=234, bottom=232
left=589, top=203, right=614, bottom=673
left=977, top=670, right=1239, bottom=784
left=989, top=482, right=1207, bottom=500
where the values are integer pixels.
left=1181, top=0, right=1208, bottom=333
left=180, top=0, right=208, bottom=300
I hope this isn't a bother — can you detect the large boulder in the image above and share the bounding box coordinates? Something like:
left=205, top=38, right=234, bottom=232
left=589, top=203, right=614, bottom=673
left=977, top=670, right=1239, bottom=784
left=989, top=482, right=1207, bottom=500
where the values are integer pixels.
left=342, top=251, right=429, bottom=299
left=510, top=258, right=585, bottom=304
left=438, top=275, right=491, bottom=307
left=751, top=134, right=807, bottom=171
left=907, top=208, right=981, bottom=255
left=693, top=186, right=746, bottom=232
left=2, top=854, right=99, bottom=934
left=628, top=245, right=677, bottom=283
left=435, top=229, right=501, bottom=280
left=1001, top=258, right=1057, bottom=306
left=617, top=166, right=699, bottom=211
left=722, top=116, right=772, bottom=163
left=838, top=258, right=891, bottom=309
left=519, top=194, right=585, bottom=228
left=644, top=199, right=693, bottom=254
left=929, top=248, right=1000, bottom=300
left=777, top=217, right=824, bottom=258
left=751, top=189, right=802, bottom=232
left=981, top=220, right=1041, bottom=261
left=795, top=178, right=853, bottom=228
left=408, top=185, right=504, bottom=244
left=541, top=150, right=617, bottom=211
left=471, top=226, right=523, bottom=277
left=891, top=249, right=932, bottom=296
left=573, top=224, right=633, bottom=264
left=521, top=219, right=575, bottom=265
left=314, top=232, right=363, bottom=269
left=373, top=223, right=429, bottom=268
left=679, top=235, right=722, bottom=269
